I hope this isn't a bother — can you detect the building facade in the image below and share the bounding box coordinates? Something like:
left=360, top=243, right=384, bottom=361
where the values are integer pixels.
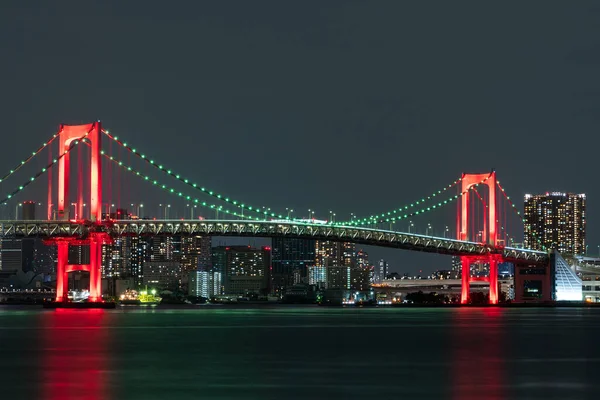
left=213, top=246, right=271, bottom=295
left=271, top=238, right=315, bottom=294
left=0, top=239, right=22, bottom=272
left=189, top=270, right=222, bottom=298
left=143, top=261, right=182, bottom=290
left=524, top=192, right=586, bottom=254
left=375, top=259, right=389, bottom=283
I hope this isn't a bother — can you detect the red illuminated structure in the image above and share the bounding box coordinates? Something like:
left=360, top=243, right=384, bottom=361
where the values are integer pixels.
left=57, top=122, right=102, bottom=222
left=48, top=122, right=108, bottom=303
left=457, top=171, right=501, bottom=304
left=52, top=234, right=111, bottom=302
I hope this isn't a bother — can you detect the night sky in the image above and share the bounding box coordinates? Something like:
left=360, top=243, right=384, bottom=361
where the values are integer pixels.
left=1, top=1, right=599, bottom=273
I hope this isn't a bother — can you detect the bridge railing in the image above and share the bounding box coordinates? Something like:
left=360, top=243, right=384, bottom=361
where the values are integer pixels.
left=0, top=219, right=549, bottom=263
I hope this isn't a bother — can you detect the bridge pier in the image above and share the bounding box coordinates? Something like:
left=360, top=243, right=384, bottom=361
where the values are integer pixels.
left=55, top=241, right=69, bottom=302
left=48, top=233, right=111, bottom=303
left=460, top=254, right=501, bottom=304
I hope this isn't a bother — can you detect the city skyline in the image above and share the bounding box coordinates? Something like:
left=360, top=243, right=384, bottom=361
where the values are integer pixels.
left=2, top=4, right=600, bottom=399
left=1, top=2, right=599, bottom=272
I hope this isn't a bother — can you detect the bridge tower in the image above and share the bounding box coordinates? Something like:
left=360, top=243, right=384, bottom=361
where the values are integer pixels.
left=56, top=122, right=102, bottom=222
left=456, top=171, right=501, bottom=304
left=48, top=122, right=108, bottom=303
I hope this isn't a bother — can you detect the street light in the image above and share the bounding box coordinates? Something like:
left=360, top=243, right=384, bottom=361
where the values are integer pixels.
left=15, top=203, right=22, bottom=220
left=187, top=204, right=197, bottom=219
left=286, top=208, right=294, bottom=219
left=131, top=203, right=144, bottom=218
left=426, top=223, right=432, bottom=236
left=444, top=226, right=449, bottom=238
left=408, top=220, right=414, bottom=233
left=159, top=204, right=171, bottom=219
left=103, top=203, right=115, bottom=216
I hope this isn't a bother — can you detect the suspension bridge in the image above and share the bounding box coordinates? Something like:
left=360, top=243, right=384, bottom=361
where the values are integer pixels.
left=0, top=122, right=569, bottom=305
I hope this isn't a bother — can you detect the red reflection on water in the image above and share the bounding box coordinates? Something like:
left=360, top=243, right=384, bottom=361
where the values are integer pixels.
left=41, top=309, right=111, bottom=400
left=451, top=308, right=505, bottom=400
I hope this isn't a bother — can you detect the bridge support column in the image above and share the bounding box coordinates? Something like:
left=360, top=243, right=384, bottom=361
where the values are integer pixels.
left=489, top=255, right=499, bottom=304
left=88, top=233, right=103, bottom=302
left=460, top=254, right=502, bottom=304
left=460, top=256, right=470, bottom=304
left=48, top=233, right=110, bottom=303
left=55, top=241, right=69, bottom=302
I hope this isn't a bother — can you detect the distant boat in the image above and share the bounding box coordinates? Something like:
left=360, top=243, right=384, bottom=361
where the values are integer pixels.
left=118, top=288, right=161, bottom=305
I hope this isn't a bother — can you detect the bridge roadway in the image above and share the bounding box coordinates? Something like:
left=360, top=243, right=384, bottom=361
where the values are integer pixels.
left=0, top=219, right=548, bottom=264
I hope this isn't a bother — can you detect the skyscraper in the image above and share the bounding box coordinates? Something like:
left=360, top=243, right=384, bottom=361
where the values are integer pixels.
left=375, top=259, right=389, bottom=283
left=315, top=241, right=356, bottom=267
left=524, top=192, right=586, bottom=254
left=315, top=240, right=343, bottom=267
left=351, top=249, right=372, bottom=290
left=128, top=236, right=149, bottom=287
left=271, top=238, right=315, bottom=294
left=180, top=236, right=212, bottom=291
left=101, top=237, right=127, bottom=278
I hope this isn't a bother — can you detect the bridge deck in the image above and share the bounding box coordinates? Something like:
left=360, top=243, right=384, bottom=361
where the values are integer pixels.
left=0, top=219, right=548, bottom=264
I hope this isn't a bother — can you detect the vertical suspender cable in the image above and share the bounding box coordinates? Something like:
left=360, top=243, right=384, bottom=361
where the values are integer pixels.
left=47, top=141, right=53, bottom=220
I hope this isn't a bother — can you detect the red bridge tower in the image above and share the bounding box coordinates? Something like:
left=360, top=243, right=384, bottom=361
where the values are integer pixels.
left=457, top=171, right=501, bottom=304
left=48, top=122, right=109, bottom=303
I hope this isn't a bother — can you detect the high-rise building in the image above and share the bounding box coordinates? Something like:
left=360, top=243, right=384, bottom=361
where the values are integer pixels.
left=356, top=249, right=369, bottom=269
left=343, top=242, right=356, bottom=267
left=271, top=238, right=315, bottom=294
left=21, top=239, right=35, bottom=273
left=313, top=241, right=356, bottom=290
left=179, top=236, right=212, bottom=280
left=315, top=241, right=356, bottom=267
left=196, top=236, right=212, bottom=270
left=375, top=259, right=389, bottom=283
left=351, top=249, right=372, bottom=290
left=150, top=236, right=176, bottom=262
left=33, top=239, right=56, bottom=276
left=0, top=239, right=22, bottom=272
left=315, top=241, right=343, bottom=267
left=327, top=266, right=351, bottom=290
left=213, top=246, right=271, bottom=295
left=178, top=236, right=212, bottom=292
left=524, top=192, right=586, bottom=254
left=68, top=244, right=90, bottom=265
left=128, top=236, right=149, bottom=287
left=307, top=266, right=327, bottom=288
left=101, top=237, right=128, bottom=278
left=350, top=265, right=371, bottom=291
left=143, top=261, right=182, bottom=290
left=189, top=270, right=222, bottom=298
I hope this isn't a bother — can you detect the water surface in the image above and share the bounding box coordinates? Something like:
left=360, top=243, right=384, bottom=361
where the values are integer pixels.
left=1, top=305, right=599, bottom=399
